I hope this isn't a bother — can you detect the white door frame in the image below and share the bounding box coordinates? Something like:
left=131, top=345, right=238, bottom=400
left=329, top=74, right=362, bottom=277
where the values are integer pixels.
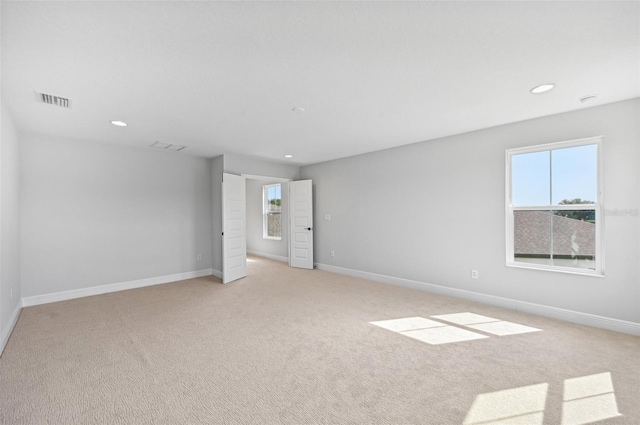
left=226, top=175, right=312, bottom=269
left=242, top=174, right=292, bottom=263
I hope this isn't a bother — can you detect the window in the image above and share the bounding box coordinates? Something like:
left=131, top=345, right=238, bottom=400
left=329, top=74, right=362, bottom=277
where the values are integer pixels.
left=506, top=136, right=603, bottom=275
left=263, top=184, right=282, bottom=240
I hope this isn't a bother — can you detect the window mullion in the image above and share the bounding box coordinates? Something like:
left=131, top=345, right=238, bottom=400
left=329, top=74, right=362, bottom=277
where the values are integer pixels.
left=549, top=150, right=553, bottom=206
left=512, top=206, right=554, bottom=211
left=549, top=150, right=554, bottom=265
left=553, top=204, right=597, bottom=210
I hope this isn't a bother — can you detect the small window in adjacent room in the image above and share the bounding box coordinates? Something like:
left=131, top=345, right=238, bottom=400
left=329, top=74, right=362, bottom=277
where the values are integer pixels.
left=506, top=136, right=603, bottom=275
left=263, top=184, right=282, bottom=240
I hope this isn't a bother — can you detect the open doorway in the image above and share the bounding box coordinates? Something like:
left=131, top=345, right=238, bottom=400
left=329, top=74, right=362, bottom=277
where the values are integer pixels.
left=222, top=173, right=313, bottom=283
left=244, top=175, right=291, bottom=263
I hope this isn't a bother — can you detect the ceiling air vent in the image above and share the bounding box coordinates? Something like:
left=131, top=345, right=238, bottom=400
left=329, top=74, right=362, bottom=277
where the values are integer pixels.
left=150, top=141, right=187, bottom=152
left=35, top=91, right=71, bottom=108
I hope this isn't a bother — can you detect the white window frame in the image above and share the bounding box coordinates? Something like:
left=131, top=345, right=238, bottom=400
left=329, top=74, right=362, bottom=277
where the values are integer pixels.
left=505, top=136, right=604, bottom=276
left=263, top=183, right=282, bottom=240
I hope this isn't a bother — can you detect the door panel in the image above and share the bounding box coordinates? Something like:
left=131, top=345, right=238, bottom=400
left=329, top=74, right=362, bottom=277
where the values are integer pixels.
left=222, top=173, right=247, bottom=283
left=289, top=180, right=313, bottom=269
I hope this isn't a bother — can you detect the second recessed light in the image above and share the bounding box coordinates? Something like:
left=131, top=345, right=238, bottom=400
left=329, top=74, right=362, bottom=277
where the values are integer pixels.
left=579, top=95, right=598, bottom=104
left=110, top=120, right=128, bottom=127
left=530, top=84, right=555, bottom=94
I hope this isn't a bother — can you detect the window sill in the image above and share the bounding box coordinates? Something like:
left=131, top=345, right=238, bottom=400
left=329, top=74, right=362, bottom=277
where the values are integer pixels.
left=263, top=236, right=282, bottom=241
left=507, top=262, right=604, bottom=278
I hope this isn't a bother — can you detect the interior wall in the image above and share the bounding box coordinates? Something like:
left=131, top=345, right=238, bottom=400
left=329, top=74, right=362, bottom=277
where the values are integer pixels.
left=246, top=179, right=289, bottom=259
left=0, top=102, right=22, bottom=353
left=301, top=99, right=640, bottom=323
left=20, top=134, right=213, bottom=298
left=224, top=153, right=300, bottom=180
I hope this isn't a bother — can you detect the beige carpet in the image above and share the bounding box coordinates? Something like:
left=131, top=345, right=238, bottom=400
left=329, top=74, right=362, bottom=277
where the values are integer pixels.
left=1, top=256, right=638, bottom=424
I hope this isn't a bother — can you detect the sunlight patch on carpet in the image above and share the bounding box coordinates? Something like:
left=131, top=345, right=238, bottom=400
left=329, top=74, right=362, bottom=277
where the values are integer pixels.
left=464, top=383, right=548, bottom=425
left=371, top=312, right=541, bottom=344
left=369, top=317, right=447, bottom=332
left=402, top=326, right=489, bottom=345
left=370, top=316, right=487, bottom=345
left=432, top=312, right=542, bottom=336
left=466, top=321, right=542, bottom=336
left=431, top=312, right=500, bottom=325
left=464, top=373, right=622, bottom=425
left=561, top=372, right=621, bottom=425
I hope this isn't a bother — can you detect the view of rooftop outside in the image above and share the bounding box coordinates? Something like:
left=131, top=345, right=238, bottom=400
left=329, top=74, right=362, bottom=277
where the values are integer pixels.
left=514, top=210, right=596, bottom=270
left=266, top=206, right=282, bottom=238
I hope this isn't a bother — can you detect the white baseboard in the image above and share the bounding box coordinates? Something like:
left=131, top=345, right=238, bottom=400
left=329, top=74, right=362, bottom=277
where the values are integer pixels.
left=247, top=250, right=288, bottom=263
left=0, top=300, right=23, bottom=357
left=315, top=263, right=640, bottom=337
left=22, top=269, right=214, bottom=308
left=211, top=268, right=222, bottom=279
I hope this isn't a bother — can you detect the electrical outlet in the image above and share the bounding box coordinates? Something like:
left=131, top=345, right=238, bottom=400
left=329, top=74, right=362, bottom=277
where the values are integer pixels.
left=196, top=253, right=202, bottom=261
left=330, top=250, right=335, bottom=258
left=471, top=270, right=479, bottom=279
left=324, top=214, right=331, bottom=221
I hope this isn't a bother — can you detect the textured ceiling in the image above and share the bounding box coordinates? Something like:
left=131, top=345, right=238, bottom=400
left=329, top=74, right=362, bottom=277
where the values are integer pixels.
left=2, top=1, right=639, bottom=165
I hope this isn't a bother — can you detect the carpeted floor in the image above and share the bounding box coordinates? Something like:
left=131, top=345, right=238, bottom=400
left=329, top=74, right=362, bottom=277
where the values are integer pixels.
left=1, top=256, right=638, bottom=424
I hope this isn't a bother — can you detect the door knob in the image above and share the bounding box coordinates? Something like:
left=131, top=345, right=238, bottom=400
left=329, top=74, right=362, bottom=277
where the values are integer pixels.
left=305, top=227, right=312, bottom=231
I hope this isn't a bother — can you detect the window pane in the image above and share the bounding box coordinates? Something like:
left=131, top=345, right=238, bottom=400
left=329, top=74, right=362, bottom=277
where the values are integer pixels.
left=267, top=213, right=281, bottom=237
left=512, top=151, right=550, bottom=206
left=266, top=185, right=281, bottom=213
left=552, top=210, right=596, bottom=270
left=513, top=210, right=552, bottom=266
left=264, top=184, right=282, bottom=239
left=551, top=145, right=597, bottom=205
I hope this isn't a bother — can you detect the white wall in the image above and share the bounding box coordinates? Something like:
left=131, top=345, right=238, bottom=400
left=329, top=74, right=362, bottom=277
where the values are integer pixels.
left=301, top=99, right=640, bottom=324
left=246, top=178, right=289, bottom=259
left=20, top=134, right=213, bottom=298
left=1, top=102, right=22, bottom=354
left=224, top=153, right=300, bottom=180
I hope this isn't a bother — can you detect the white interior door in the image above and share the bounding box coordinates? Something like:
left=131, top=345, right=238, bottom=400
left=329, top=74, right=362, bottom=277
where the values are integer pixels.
left=222, top=173, right=247, bottom=283
left=289, top=180, right=313, bottom=269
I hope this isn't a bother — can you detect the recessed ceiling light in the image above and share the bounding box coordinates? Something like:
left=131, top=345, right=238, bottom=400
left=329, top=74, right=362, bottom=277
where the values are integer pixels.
left=110, top=120, right=128, bottom=127
left=579, top=95, right=598, bottom=104
left=292, top=107, right=306, bottom=113
left=284, top=154, right=294, bottom=158
left=530, top=84, right=555, bottom=94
